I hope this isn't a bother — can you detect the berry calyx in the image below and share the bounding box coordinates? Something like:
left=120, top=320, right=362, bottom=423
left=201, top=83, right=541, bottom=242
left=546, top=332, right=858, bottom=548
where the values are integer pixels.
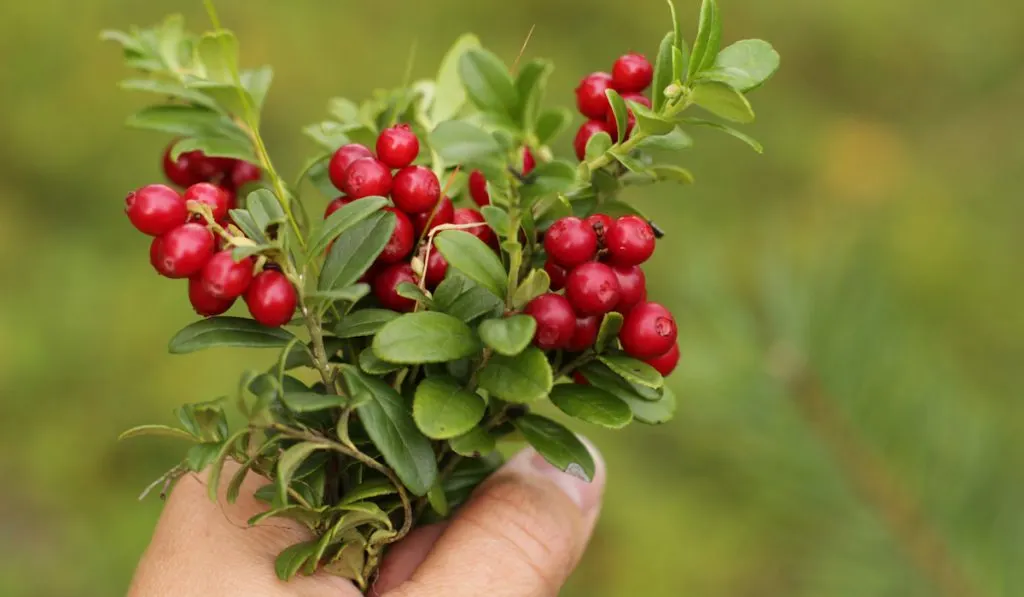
left=228, top=160, right=262, bottom=190
left=245, top=270, right=297, bottom=327
left=605, top=215, right=656, bottom=265
left=328, top=144, right=374, bottom=191
left=200, top=251, right=254, bottom=300
left=377, top=207, right=415, bottom=264
left=544, top=260, right=568, bottom=291
left=391, top=166, right=441, bottom=214
left=566, top=316, right=600, bottom=352
left=565, top=262, right=622, bottom=316
left=575, top=72, right=614, bottom=120
left=188, top=276, right=235, bottom=317
left=452, top=208, right=496, bottom=247
left=183, top=182, right=232, bottom=222
left=574, top=120, right=613, bottom=161
left=524, top=293, right=577, bottom=350
left=612, top=53, right=654, bottom=93
left=373, top=263, right=418, bottom=312
left=544, top=216, right=598, bottom=268
left=154, top=223, right=215, bottom=279
left=611, top=264, right=647, bottom=314
left=341, top=157, right=393, bottom=199
left=424, top=247, right=449, bottom=288
left=324, top=196, right=352, bottom=219
left=411, top=195, right=454, bottom=237
left=619, top=302, right=677, bottom=359
left=584, top=213, right=614, bottom=237
left=376, top=124, right=420, bottom=169
left=125, top=184, right=188, bottom=236
left=468, top=170, right=490, bottom=206
left=522, top=148, right=536, bottom=175
left=645, top=343, right=680, bottom=376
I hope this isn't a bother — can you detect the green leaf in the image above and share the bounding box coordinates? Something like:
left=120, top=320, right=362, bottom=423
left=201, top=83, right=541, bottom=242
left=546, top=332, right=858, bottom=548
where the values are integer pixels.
left=246, top=189, right=287, bottom=233
left=432, top=34, right=481, bottom=124
left=308, top=284, right=372, bottom=307
left=599, top=354, right=665, bottom=389
left=429, top=120, right=503, bottom=165
left=118, top=425, right=195, bottom=442
left=621, top=384, right=677, bottom=424
left=480, top=205, right=511, bottom=239
left=196, top=30, right=239, bottom=84
left=585, top=132, right=614, bottom=161
left=605, top=89, right=629, bottom=143
left=281, top=391, right=350, bottom=413
left=579, top=361, right=663, bottom=401
left=651, top=165, right=695, bottom=184
left=185, top=442, right=222, bottom=472
left=275, top=540, right=320, bottom=581
left=307, top=196, right=389, bottom=260
left=458, top=47, right=518, bottom=118
left=169, top=317, right=296, bottom=354
left=449, top=426, right=497, bottom=457
left=708, top=39, right=779, bottom=92
left=126, top=105, right=228, bottom=138
left=432, top=273, right=505, bottom=322
left=687, top=0, right=722, bottom=81
left=396, top=282, right=432, bottom=307
left=435, top=230, right=506, bottom=297
left=521, top=160, right=577, bottom=201
left=341, top=478, right=399, bottom=505
left=535, top=108, right=573, bottom=146
left=511, top=269, right=551, bottom=310
left=630, top=102, right=676, bottom=136
left=229, top=209, right=268, bottom=244
left=341, top=366, right=438, bottom=496
left=608, top=148, right=652, bottom=175
left=241, top=66, right=274, bottom=109
left=413, top=376, right=487, bottom=440
left=550, top=384, right=633, bottom=429
left=333, top=309, right=400, bottom=338
left=514, top=58, right=553, bottom=130
left=633, top=127, right=693, bottom=152
left=176, top=400, right=228, bottom=442
left=118, top=78, right=216, bottom=108
left=276, top=442, right=327, bottom=505
left=478, top=315, right=537, bottom=357
left=319, top=211, right=396, bottom=291
left=359, top=348, right=403, bottom=375
left=478, top=347, right=553, bottom=403
left=678, top=117, right=763, bottom=152
left=690, top=81, right=755, bottom=124
left=373, top=312, right=481, bottom=364
left=173, top=135, right=258, bottom=164
left=427, top=478, right=451, bottom=517
left=651, top=32, right=676, bottom=111
left=595, top=312, right=624, bottom=353
left=514, top=415, right=595, bottom=482
left=205, top=430, right=247, bottom=501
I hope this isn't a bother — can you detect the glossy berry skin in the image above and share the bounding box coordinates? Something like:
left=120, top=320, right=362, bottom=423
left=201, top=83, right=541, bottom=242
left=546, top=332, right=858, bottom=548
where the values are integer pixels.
left=228, top=160, right=262, bottom=190
left=452, top=208, right=496, bottom=247
left=162, top=144, right=202, bottom=187
left=645, top=342, right=680, bottom=376
left=607, top=92, right=651, bottom=141
left=565, top=262, right=622, bottom=316
left=392, top=166, right=441, bottom=214
left=522, top=148, right=536, bottom=175
left=376, top=125, right=420, bottom=169
left=188, top=276, right=235, bottom=317
left=544, top=260, right=568, bottom=291
left=183, top=182, right=232, bottom=222
left=200, top=251, right=254, bottom=300
left=574, top=120, right=613, bottom=161
left=327, top=144, right=374, bottom=191
left=612, top=265, right=647, bottom=314
left=424, top=248, right=449, bottom=288
left=584, top=213, right=614, bottom=237
left=619, top=302, right=677, bottom=359
left=154, top=223, right=215, bottom=279
left=572, top=371, right=590, bottom=385
left=126, top=184, right=188, bottom=236
left=606, top=215, right=656, bottom=265
left=411, top=195, right=454, bottom=237
left=566, top=316, right=600, bottom=352
left=245, top=270, right=297, bottom=327
left=324, top=196, right=352, bottom=219
left=544, top=217, right=598, bottom=268
left=149, top=237, right=175, bottom=277
left=524, top=293, right=577, bottom=350
left=612, top=53, right=654, bottom=93
left=468, top=170, right=490, bottom=206
left=575, top=72, right=614, bottom=120
left=342, top=157, right=393, bottom=199
left=374, top=263, right=418, bottom=312
left=377, top=207, right=415, bottom=264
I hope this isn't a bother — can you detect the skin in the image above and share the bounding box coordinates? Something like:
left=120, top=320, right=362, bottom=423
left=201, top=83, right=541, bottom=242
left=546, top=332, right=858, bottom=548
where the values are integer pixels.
left=129, top=444, right=606, bottom=597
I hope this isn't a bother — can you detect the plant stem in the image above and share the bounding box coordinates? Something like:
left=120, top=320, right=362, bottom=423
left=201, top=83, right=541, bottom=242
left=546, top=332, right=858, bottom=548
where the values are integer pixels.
left=583, top=95, right=694, bottom=172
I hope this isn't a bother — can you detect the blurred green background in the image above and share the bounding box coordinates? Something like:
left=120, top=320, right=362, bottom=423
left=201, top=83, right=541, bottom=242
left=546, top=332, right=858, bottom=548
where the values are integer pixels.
left=1, top=0, right=1021, bottom=595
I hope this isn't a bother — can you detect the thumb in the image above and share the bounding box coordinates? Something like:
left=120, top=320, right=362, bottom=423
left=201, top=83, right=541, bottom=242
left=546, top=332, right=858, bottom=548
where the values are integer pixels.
left=387, top=443, right=606, bottom=597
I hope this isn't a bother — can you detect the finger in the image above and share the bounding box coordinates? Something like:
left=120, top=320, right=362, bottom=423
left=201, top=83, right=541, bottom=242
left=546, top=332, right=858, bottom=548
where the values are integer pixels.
left=388, top=443, right=606, bottom=597
left=372, top=523, right=448, bottom=595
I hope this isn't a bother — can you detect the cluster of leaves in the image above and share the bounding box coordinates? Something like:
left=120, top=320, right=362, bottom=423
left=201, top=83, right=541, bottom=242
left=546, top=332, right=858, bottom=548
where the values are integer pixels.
left=105, top=0, right=777, bottom=590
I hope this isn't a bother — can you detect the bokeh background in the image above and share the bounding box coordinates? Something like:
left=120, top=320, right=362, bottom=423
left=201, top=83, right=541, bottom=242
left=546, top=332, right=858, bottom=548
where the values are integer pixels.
left=2, top=0, right=1021, bottom=595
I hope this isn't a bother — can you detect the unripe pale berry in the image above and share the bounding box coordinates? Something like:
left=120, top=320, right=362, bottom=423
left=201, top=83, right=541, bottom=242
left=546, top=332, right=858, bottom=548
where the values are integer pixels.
left=125, top=184, right=188, bottom=236
left=245, top=270, right=297, bottom=327
left=155, top=223, right=215, bottom=278
left=341, top=157, right=393, bottom=199
left=575, top=72, right=614, bottom=120
left=574, top=120, right=613, bottom=161
left=612, top=264, right=647, bottom=314
left=377, top=207, right=415, bottom=264
left=392, top=166, right=441, bottom=214
left=411, top=195, right=454, bottom=237
left=374, top=263, right=418, bottom=312
left=200, top=251, right=254, bottom=300
left=565, top=261, right=622, bottom=316
left=524, top=293, right=577, bottom=350
left=184, top=182, right=232, bottom=223
left=619, top=302, right=677, bottom=359
left=452, top=208, right=496, bottom=248
left=376, top=124, right=420, bottom=169
left=566, top=316, right=600, bottom=352
left=468, top=170, right=490, bottom=206
left=328, top=144, right=374, bottom=191
left=612, top=53, right=654, bottom=93
left=544, top=217, right=598, bottom=268
left=606, top=215, right=656, bottom=265
left=645, top=342, right=680, bottom=376
left=188, top=276, right=235, bottom=317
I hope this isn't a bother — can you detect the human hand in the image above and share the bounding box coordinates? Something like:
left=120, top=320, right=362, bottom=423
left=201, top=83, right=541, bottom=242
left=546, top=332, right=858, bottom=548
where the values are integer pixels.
left=128, top=444, right=605, bottom=597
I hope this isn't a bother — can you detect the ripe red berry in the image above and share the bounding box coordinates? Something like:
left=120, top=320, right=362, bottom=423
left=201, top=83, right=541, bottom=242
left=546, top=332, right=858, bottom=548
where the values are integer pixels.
left=544, top=216, right=598, bottom=268
left=544, top=260, right=568, bottom=291
left=324, top=196, right=352, bottom=219
left=574, top=120, right=613, bottom=161
left=374, top=263, right=418, bottom=312
left=341, top=157, right=393, bottom=199
left=468, top=170, right=490, bottom=206
left=200, top=251, right=254, bottom=300
left=612, top=53, right=654, bottom=93
left=612, top=264, right=647, bottom=314
left=377, top=207, right=415, bottom=264
left=392, top=166, right=441, bottom=214
left=645, top=343, right=680, bottom=376
left=606, top=215, right=656, bottom=265
left=619, top=302, right=677, bottom=359
left=572, top=371, right=590, bottom=385
left=424, top=247, right=449, bottom=288
left=149, top=237, right=176, bottom=277
left=162, top=143, right=202, bottom=188
left=376, top=124, right=420, bottom=169
left=183, top=182, right=232, bottom=222
left=154, top=223, right=215, bottom=279
left=566, top=316, right=600, bottom=352
left=188, top=276, right=235, bottom=317
left=606, top=92, right=651, bottom=141
left=411, top=195, right=454, bottom=237
left=245, top=270, right=297, bottom=327
left=328, top=144, right=374, bottom=191
left=452, top=208, right=496, bottom=247
left=565, top=262, right=622, bottom=316
left=584, top=213, right=614, bottom=237
left=522, top=148, right=536, bottom=175
left=228, top=160, right=262, bottom=190
left=524, top=293, right=577, bottom=350
left=126, top=184, right=188, bottom=236
left=575, top=72, right=614, bottom=120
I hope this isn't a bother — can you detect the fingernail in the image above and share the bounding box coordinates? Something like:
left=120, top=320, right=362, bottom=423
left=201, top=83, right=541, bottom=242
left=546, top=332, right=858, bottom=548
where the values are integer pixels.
left=510, top=438, right=606, bottom=514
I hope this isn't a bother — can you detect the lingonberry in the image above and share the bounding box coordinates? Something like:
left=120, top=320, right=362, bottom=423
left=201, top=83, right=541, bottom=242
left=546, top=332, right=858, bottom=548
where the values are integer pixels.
left=645, top=342, right=680, bottom=376
left=155, top=223, right=215, bottom=279
left=183, top=182, right=232, bottom=222
left=125, top=184, right=188, bottom=236
left=605, top=215, right=656, bottom=265
left=468, top=170, right=490, bottom=206
left=392, top=166, right=441, bottom=214
left=544, top=260, right=568, bottom=291
left=544, top=216, right=598, bottom=268
left=566, top=316, right=600, bottom=352
left=574, top=120, right=613, bottom=161
left=228, top=160, right=262, bottom=190
left=606, top=92, right=651, bottom=141
left=188, top=276, right=235, bottom=317
left=572, top=371, right=590, bottom=385
left=524, top=293, right=577, bottom=350
left=584, top=213, right=614, bottom=237
left=575, top=72, right=614, bottom=120
left=619, top=302, right=677, bottom=359
left=373, top=263, right=418, bottom=312
left=565, top=262, right=622, bottom=316
left=411, top=195, right=454, bottom=237
left=424, top=247, right=449, bottom=288
left=327, top=144, right=374, bottom=191
left=245, top=270, right=297, bottom=327
left=522, top=148, right=536, bottom=175
left=162, top=143, right=202, bottom=187
left=342, top=157, right=393, bottom=199
left=377, top=207, right=415, bottom=264
left=612, top=53, right=654, bottom=93
left=452, top=208, right=496, bottom=247
left=376, top=124, right=420, bottom=169
left=200, top=251, right=254, bottom=300
left=612, top=264, right=647, bottom=314
left=149, top=237, right=175, bottom=277
left=324, top=196, right=352, bottom=219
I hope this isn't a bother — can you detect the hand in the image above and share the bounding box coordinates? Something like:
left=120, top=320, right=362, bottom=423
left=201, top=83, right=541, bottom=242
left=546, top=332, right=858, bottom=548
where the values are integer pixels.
left=128, top=444, right=606, bottom=597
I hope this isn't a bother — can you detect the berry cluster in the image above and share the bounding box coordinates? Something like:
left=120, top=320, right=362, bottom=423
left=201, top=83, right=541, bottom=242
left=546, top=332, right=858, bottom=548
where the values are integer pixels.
left=525, top=213, right=679, bottom=376
left=572, top=53, right=655, bottom=160
left=467, top=147, right=535, bottom=207
left=162, top=141, right=262, bottom=195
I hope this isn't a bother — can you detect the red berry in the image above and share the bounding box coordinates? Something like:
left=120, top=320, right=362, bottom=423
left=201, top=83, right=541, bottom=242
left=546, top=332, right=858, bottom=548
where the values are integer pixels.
left=189, top=152, right=226, bottom=183
left=149, top=237, right=175, bottom=277
left=524, top=293, right=577, bottom=350
left=228, top=160, right=262, bottom=190
left=324, top=196, right=352, bottom=219
left=566, top=316, right=600, bottom=352
left=612, top=265, right=647, bottom=314
left=522, top=148, right=536, bottom=175
left=188, top=276, right=235, bottom=317
left=565, top=262, right=622, bottom=316
left=468, top=170, right=490, bottom=206
left=342, top=157, right=393, bottom=199
left=544, top=260, right=568, bottom=291
left=328, top=144, right=374, bottom=191
left=154, top=223, right=215, bottom=279
left=200, top=251, right=254, bottom=300
left=374, top=263, right=418, bottom=312
left=377, top=207, right=415, bottom=264
left=452, top=208, right=496, bottom=247
left=606, top=215, right=656, bottom=265
left=411, top=195, right=454, bottom=237
left=162, top=143, right=202, bottom=187
left=245, top=270, right=297, bottom=327
left=645, top=343, right=680, bottom=376
left=376, top=124, right=420, bottom=169
left=606, top=92, right=651, bottom=141
left=125, top=184, right=188, bottom=236
left=612, top=53, right=654, bottom=93
left=424, top=247, right=449, bottom=288
left=584, top=213, right=614, bottom=237
left=573, top=120, right=613, bottom=161
left=572, top=371, right=590, bottom=385
left=544, top=217, right=598, bottom=268
left=183, top=182, right=232, bottom=222
left=619, top=302, right=677, bottom=359
left=392, top=166, right=441, bottom=214
left=575, top=72, right=614, bottom=120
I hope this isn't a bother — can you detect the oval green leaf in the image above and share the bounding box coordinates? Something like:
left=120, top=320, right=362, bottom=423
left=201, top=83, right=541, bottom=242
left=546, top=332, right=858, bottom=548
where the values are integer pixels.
left=412, top=376, right=487, bottom=440
left=478, top=347, right=553, bottom=403
left=711, top=39, right=780, bottom=92
left=550, top=384, right=633, bottom=429
left=307, top=196, right=389, bottom=260
left=651, top=31, right=676, bottom=111
left=449, top=426, right=497, bottom=458
left=373, top=312, right=481, bottom=365
left=690, top=81, right=755, bottom=124
left=169, top=316, right=297, bottom=354
left=478, top=315, right=537, bottom=357
left=599, top=354, right=665, bottom=389
left=333, top=309, right=400, bottom=338
left=319, top=211, right=396, bottom=291
left=605, top=89, right=629, bottom=143
left=432, top=33, right=481, bottom=124
left=514, top=414, right=595, bottom=482
left=429, top=120, right=503, bottom=165
left=458, top=47, right=518, bottom=118
left=435, top=230, right=507, bottom=298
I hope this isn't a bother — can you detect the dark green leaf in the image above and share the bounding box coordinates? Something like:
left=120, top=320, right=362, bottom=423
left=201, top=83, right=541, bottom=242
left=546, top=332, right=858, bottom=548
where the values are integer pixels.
left=432, top=34, right=481, bottom=123
left=333, top=309, right=400, bottom=338
left=478, top=347, right=553, bottom=403
left=359, top=347, right=403, bottom=375
left=449, top=426, right=497, bottom=457
left=511, top=269, right=551, bottom=310
left=169, top=317, right=297, bottom=354
left=308, top=284, right=372, bottom=307
left=413, top=376, right=487, bottom=440
left=514, top=59, right=553, bottom=129
left=585, top=131, right=614, bottom=161
left=246, top=189, right=287, bottom=233
left=373, top=312, right=481, bottom=364
left=275, top=540, right=320, bottom=581
left=550, top=384, right=632, bottom=429
left=307, top=196, right=389, bottom=260
left=595, top=312, right=624, bottom=353
left=651, top=32, right=676, bottom=111
left=687, top=0, right=722, bottom=81
left=229, top=209, right=268, bottom=244
left=605, top=89, right=629, bottom=143
left=249, top=504, right=326, bottom=528
left=276, top=442, right=327, bottom=505
left=521, top=160, right=577, bottom=201
left=535, top=108, right=573, bottom=146
left=432, top=273, right=505, bottom=322
left=427, top=478, right=451, bottom=517
left=478, top=315, right=536, bottom=356
left=435, top=230, right=507, bottom=297
left=458, top=47, right=518, bottom=118
left=119, top=425, right=195, bottom=442
left=319, top=212, right=396, bottom=291
left=678, top=117, right=763, bottom=152
left=341, top=478, right=399, bottom=505
left=579, top=361, right=663, bottom=402
left=396, top=282, right=432, bottom=307
left=206, top=430, right=248, bottom=501
left=185, top=442, right=221, bottom=472
left=599, top=354, right=665, bottom=388
left=514, top=415, right=595, bottom=482
left=281, top=391, right=350, bottom=413
left=429, top=120, right=503, bottom=165
left=651, top=165, right=695, bottom=184
left=690, top=81, right=755, bottom=123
